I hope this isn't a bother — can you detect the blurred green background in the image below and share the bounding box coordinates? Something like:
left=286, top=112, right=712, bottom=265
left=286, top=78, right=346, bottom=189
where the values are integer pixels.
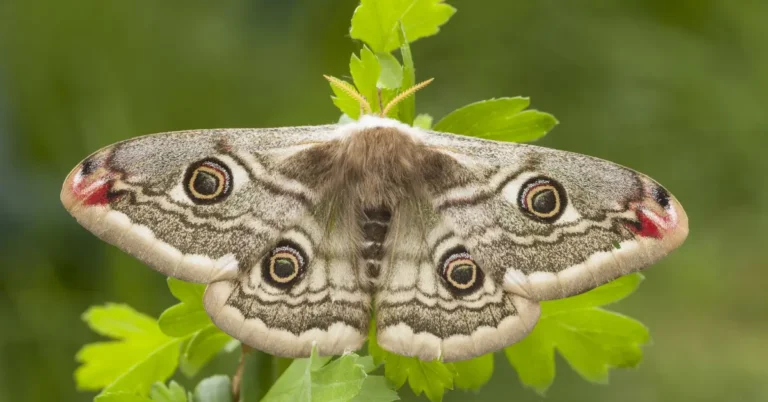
left=1, top=0, right=767, bottom=401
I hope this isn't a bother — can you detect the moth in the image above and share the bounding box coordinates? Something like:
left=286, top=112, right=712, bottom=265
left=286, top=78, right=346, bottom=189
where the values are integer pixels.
left=61, top=83, right=688, bottom=362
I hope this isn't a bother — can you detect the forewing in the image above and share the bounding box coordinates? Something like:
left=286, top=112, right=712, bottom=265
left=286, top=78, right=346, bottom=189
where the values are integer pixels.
left=60, top=125, right=339, bottom=283
left=419, top=130, right=689, bottom=301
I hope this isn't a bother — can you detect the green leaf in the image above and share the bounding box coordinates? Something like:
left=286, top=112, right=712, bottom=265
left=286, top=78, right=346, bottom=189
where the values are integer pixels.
left=350, top=46, right=381, bottom=113
left=505, top=273, right=650, bottom=393
left=158, top=304, right=211, bottom=337
left=356, top=356, right=378, bottom=374
left=369, top=323, right=454, bottom=402
left=328, top=76, right=364, bottom=120
left=351, top=376, right=400, bottom=402
left=311, top=354, right=369, bottom=401
left=503, top=326, right=555, bottom=394
left=397, top=23, right=416, bottom=125
left=149, top=381, right=188, bottom=402
left=76, top=304, right=182, bottom=396
left=433, top=98, right=558, bottom=142
left=412, top=113, right=433, bottom=129
left=452, top=354, right=494, bottom=390
left=263, top=345, right=392, bottom=402
left=350, top=0, right=456, bottom=53
left=543, top=273, right=644, bottom=313
left=194, top=375, right=232, bottom=402
left=167, top=278, right=205, bottom=306
left=83, top=303, right=160, bottom=340
left=180, top=325, right=234, bottom=378
left=95, top=393, right=153, bottom=402
left=376, top=52, right=403, bottom=89
left=158, top=278, right=213, bottom=337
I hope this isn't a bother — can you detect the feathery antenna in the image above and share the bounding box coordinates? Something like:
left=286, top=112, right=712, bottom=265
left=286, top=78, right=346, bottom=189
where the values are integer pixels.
left=323, top=75, right=373, bottom=115
left=382, top=78, right=434, bottom=117
left=323, top=75, right=434, bottom=118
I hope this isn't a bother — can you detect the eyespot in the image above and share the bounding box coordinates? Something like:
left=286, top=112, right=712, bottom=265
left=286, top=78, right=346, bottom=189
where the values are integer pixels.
left=518, top=177, right=567, bottom=222
left=439, top=246, right=484, bottom=295
left=183, top=158, right=232, bottom=204
left=261, top=241, right=307, bottom=288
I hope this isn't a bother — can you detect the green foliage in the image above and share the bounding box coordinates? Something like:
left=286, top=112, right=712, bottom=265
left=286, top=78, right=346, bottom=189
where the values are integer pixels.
left=368, top=321, right=493, bottom=402
left=433, top=98, right=558, bottom=142
left=262, top=345, right=398, bottom=402
left=76, top=304, right=181, bottom=396
left=158, top=279, right=210, bottom=337
left=179, top=326, right=234, bottom=378
left=158, top=278, right=235, bottom=378
left=350, top=46, right=381, bottom=114
left=451, top=354, right=494, bottom=391
left=412, top=113, right=433, bottom=129
left=350, top=0, right=455, bottom=53
left=505, top=274, right=649, bottom=394
left=75, top=1, right=652, bottom=402
left=193, top=376, right=232, bottom=402
left=149, top=381, right=189, bottom=402
left=76, top=279, right=234, bottom=400
left=95, top=377, right=231, bottom=402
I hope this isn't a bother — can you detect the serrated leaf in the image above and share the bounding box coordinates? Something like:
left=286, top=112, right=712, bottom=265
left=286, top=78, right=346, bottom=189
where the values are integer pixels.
left=505, top=273, right=649, bottom=393
left=76, top=304, right=182, bottom=396
left=369, top=323, right=454, bottom=402
left=149, top=381, right=188, bottom=402
left=452, top=354, right=494, bottom=390
left=412, top=113, right=433, bottom=129
left=377, top=52, right=403, bottom=89
left=311, top=354, right=368, bottom=401
left=433, top=98, right=558, bottom=142
left=350, top=46, right=381, bottom=113
left=180, top=325, right=234, bottom=377
left=351, top=376, right=400, bottom=402
left=263, top=345, right=391, bottom=402
left=194, top=375, right=232, bottom=402
left=503, top=326, right=555, bottom=394
left=543, top=273, right=643, bottom=313
left=158, top=279, right=213, bottom=337
left=387, top=355, right=454, bottom=402
left=350, top=0, right=456, bottom=53
left=83, top=303, right=160, bottom=340
left=102, top=339, right=181, bottom=395
left=95, top=393, right=153, bottom=402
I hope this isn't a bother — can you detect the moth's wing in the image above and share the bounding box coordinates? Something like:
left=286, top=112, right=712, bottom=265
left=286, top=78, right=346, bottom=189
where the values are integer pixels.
left=203, top=209, right=371, bottom=357
left=60, top=125, right=340, bottom=283
left=374, top=202, right=541, bottom=362
left=419, top=130, right=689, bottom=301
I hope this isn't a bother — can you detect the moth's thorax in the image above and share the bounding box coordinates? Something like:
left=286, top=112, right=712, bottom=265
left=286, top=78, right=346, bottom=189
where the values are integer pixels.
left=334, top=126, right=428, bottom=210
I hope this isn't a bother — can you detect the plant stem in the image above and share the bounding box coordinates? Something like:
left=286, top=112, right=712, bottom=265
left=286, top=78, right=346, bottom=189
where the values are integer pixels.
left=231, top=344, right=251, bottom=402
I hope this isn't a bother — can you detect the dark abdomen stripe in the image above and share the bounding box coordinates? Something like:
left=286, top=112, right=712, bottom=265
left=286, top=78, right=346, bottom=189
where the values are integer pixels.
left=360, top=208, right=391, bottom=281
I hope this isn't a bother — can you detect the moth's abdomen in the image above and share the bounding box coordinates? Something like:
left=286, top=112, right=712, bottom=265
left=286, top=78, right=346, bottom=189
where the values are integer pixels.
left=359, top=208, right=391, bottom=287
